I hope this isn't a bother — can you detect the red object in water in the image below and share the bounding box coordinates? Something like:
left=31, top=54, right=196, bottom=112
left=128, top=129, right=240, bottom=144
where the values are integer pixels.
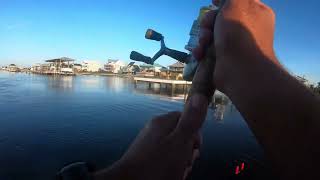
left=235, top=166, right=240, bottom=175
left=241, top=162, right=245, bottom=171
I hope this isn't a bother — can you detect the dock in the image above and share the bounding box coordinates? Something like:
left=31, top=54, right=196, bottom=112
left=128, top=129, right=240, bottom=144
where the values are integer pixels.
left=133, top=77, right=192, bottom=97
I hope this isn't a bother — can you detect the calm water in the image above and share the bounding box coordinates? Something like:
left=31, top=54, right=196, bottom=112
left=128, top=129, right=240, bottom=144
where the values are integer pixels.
left=0, top=71, right=272, bottom=180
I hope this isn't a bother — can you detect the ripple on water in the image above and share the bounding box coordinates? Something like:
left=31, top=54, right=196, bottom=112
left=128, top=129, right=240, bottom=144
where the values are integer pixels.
left=0, top=72, right=268, bottom=180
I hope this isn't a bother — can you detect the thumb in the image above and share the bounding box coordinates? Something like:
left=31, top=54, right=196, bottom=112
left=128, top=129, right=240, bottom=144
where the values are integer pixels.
left=174, top=94, right=209, bottom=140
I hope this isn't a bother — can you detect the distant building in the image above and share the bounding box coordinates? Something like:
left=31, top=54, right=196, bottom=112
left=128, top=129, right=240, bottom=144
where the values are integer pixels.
left=31, top=63, right=42, bottom=72
left=72, top=64, right=82, bottom=72
left=122, top=62, right=140, bottom=74
left=45, top=57, right=75, bottom=75
left=169, top=62, right=185, bottom=73
left=41, top=63, right=51, bottom=72
left=166, top=61, right=185, bottom=80
left=1, top=66, right=8, bottom=70
left=8, top=64, right=19, bottom=72
left=82, top=61, right=102, bottom=72
left=104, top=59, right=126, bottom=74
left=140, top=63, right=164, bottom=73
left=137, top=63, right=165, bottom=77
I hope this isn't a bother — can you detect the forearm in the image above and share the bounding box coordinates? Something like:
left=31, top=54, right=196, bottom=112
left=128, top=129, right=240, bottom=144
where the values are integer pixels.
left=222, top=53, right=320, bottom=178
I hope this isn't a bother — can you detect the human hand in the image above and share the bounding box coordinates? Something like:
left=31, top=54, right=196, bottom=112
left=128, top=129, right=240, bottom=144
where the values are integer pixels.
left=94, top=95, right=208, bottom=180
left=193, top=0, right=279, bottom=93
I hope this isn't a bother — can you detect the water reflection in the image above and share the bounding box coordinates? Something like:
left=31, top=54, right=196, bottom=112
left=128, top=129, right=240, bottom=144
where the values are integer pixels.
left=47, top=76, right=75, bottom=92
left=44, top=75, right=190, bottom=101
left=133, top=82, right=189, bottom=101
left=80, top=76, right=101, bottom=89
left=103, top=76, right=131, bottom=93
left=211, top=94, right=230, bottom=123
left=0, top=72, right=271, bottom=180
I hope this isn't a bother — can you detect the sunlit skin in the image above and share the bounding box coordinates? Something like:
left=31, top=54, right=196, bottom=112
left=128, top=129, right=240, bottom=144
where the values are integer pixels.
left=196, top=0, right=320, bottom=179
left=93, top=0, right=320, bottom=179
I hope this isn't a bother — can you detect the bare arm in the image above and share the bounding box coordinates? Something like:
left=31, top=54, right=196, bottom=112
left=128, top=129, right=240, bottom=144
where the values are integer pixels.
left=194, top=0, right=320, bottom=178
left=223, top=49, right=320, bottom=179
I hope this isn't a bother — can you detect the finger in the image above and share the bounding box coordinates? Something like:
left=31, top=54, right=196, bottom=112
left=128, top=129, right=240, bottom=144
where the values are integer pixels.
left=192, top=45, right=205, bottom=61
left=193, top=133, right=203, bottom=150
left=192, top=26, right=214, bottom=61
left=183, top=166, right=193, bottom=180
left=174, top=94, right=208, bottom=140
left=199, top=28, right=214, bottom=49
left=188, top=149, right=200, bottom=166
left=193, top=9, right=217, bottom=61
left=184, top=149, right=200, bottom=179
left=200, top=10, right=217, bottom=30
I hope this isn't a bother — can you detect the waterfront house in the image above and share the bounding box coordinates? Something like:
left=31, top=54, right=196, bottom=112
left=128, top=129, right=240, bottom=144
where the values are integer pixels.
left=31, top=63, right=41, bottom=72
left=1, top=66, right=7, bottom=70
left=8, top=64, right=20, bottom=72
left=137, top=63, right=165, bottom=77
left=41, top=63, right=51, bottom=72
left=169, top=62, right=185, bottom=73
left=45, top=57, right=75, bottom=75
left=140, top=63, right=164, bottom=73
left=167, top=61, right=185, bottom=80
left=72, top=64, right=82, bottom=73
left=82, top=61, right=102, bottom=72
left=104, top=59, right=127, bottom=74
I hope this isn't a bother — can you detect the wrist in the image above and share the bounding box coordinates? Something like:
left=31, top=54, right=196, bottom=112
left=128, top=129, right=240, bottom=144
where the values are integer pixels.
left=214, top=50, right=280, bottom=95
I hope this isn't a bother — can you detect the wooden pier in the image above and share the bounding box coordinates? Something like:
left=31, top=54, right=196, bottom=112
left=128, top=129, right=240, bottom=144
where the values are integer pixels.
left=133, top=77, right=192, bottom=97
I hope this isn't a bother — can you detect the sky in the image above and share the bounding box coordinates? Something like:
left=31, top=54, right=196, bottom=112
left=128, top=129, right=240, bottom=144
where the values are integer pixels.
left=0, top=0, right=319, bottom=83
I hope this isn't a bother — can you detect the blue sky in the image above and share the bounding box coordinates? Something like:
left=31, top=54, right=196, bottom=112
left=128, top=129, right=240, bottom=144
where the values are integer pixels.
left=0, top=0, right=319, bottom=83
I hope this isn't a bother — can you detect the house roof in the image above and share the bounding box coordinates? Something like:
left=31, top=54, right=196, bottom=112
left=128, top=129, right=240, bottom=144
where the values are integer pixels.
left=140, top=63, right=164, bottom=68
left=41, top=63, right=51, bottom=67
left=160, top=67, right=168, bottom=71
left=154, top=63, right=164, bottom=68
left=169, top=62, right=185, bottom=68
left=108, top=59, right=119, bottom=63
left=46, top=57, right=75, bottom=63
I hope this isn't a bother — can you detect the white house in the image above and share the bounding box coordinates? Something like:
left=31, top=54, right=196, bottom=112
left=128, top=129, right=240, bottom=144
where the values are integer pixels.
left=8, top=64, right=20, bottom=72
left=72, top=64, right=82, bottom=72
left=104, top=59, right=127, bottom=74
left=140, top=63, right=164, bottom=73
left=82, top=61, right=102, bottom=72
